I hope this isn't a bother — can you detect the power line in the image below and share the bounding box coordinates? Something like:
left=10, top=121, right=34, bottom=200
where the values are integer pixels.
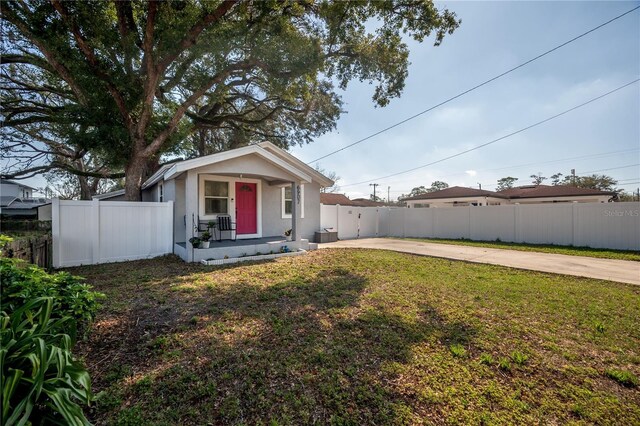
left=340, top=79, right=639, bottom=188
left=374, top=148, right=640, bottom=188
left=308, top=5, right=640, bottom=164
left=580, top=163, right=639, bottom=174
left=481, top=165, right=640, bottom=187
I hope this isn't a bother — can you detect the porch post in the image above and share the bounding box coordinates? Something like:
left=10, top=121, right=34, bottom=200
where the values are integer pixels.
left=185, top=170, right=198, bottom=262
left=291, top=181, right=300, bottom=241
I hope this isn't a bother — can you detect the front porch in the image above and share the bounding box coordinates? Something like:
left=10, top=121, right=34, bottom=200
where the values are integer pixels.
left=174, top=236, right=311, bottom=263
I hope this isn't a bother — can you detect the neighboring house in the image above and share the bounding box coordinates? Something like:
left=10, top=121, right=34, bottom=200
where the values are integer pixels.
left=351, top=198, right=387, bottom=207
left=496, top=185, right=616, bottom=204
left=319, top=193, right=355, bottom=206
left=320, top=193, right=387, bottom=207
left=0, top=180, right=51, bottom=219
left=1, top=179, right=35, bottom=198
left=402, top=186, right=509, bottom=208
left=402, top=185, right=615, bottom=208
left=95, top=142, right=334, bottom=262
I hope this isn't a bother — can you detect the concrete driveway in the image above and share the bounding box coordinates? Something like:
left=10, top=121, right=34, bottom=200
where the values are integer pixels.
left=319, top=238, right=640, bottom=286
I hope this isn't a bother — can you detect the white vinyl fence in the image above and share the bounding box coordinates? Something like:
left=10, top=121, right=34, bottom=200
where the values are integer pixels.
left=52, top=199, right=174, bottom=267
left=321, top=202, right=640, bottom=251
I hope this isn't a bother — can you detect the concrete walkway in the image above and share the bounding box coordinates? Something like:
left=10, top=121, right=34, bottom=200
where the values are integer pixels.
left=319, top=238, right=640, bottom=286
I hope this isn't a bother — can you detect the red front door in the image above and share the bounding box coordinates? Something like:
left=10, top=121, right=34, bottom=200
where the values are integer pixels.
left=235, top=182, right=257, bottom=234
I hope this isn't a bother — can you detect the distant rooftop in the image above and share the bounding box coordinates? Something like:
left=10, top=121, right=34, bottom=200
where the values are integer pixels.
left=401, top=184, right=616, bottom=201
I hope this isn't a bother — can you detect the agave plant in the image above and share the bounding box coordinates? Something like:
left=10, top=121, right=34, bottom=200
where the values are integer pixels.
left=1, top=297, right=94, bottom=425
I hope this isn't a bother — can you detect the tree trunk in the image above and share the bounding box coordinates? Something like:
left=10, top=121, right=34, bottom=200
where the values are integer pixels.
left=124, top=154, right=147, bottom=201
left=78, top=175, right=93, bottom=200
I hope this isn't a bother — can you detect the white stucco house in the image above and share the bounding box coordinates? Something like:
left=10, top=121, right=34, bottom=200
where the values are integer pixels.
left=95, top=142, right=334, bottom=262
left=0, top=179, right=51, bottom=219
left=402, top=185, right=616, bottom=208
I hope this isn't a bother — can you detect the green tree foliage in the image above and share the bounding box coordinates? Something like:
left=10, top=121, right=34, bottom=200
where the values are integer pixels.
left=496, top=176, right=518, bottom=191
left=561, top=173, right=618, bottom=191
left=408, top=186, right=428, bottom=197
left=530, top=173, right=546, bottom=186
left=1, top=1, right=460, bottom=199
left=550, top=173, right=563, bottom=185
left=429, top=180, right=449, bottom=192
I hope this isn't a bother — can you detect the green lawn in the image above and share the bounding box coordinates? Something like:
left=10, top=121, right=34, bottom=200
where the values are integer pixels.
left=71, top=250, right=640, bottom=425
left=394, top=237, right=640, bottom=261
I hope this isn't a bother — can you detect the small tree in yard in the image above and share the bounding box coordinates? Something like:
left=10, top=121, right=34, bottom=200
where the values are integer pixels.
left=1, top=1, right=460, bottom=200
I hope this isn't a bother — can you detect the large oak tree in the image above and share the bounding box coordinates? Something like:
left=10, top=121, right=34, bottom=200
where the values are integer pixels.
left=1, top=0, right=459, bottom=200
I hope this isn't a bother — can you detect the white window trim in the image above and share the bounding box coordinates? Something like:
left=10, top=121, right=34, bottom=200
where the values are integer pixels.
left=282, top=184, right=304, bottom=219
left=198, top=174, right=262, bottom=239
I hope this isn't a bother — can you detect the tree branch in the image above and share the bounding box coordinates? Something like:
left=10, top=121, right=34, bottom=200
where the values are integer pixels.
left=156, top=0, right=239, bottom=73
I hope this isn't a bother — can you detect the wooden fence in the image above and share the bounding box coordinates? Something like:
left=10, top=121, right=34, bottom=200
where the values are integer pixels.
left=2, top=234, right=52, bottom=269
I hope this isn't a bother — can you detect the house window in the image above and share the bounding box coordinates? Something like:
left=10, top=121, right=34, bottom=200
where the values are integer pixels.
left=204, top=180, right=229, bottom=215
left=282, top=184, right=304, bottom=218
left=158, top=184, right=164, bottom=202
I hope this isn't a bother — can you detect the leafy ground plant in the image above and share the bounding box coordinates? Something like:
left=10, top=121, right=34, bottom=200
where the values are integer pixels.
left=1, top=258, right=101, bottom=425
left=1, top=297, right=94, bottom=425
left=69, top=250, right=639, bottom=424
left=1, top=257, right=102, bottom=338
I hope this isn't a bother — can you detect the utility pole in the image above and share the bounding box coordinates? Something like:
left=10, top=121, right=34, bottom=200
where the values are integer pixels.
left=571, top=168, right=576, bottom=186
left=478, top=183, right=482, bottom=190
left=369, top=183, right=379, bottom=201
left=387, top=186, right=391, bottom=204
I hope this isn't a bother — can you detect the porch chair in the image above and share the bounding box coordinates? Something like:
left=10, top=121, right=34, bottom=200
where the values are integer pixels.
left=215, top=214, right=237, bottom=242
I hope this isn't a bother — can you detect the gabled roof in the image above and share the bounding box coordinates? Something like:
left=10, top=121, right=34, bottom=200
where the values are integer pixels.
left=257, top=142, right=334, bottom=187
left=401, top=186, right=508, bottom=201
left=93, top=189, right=126, bottom=200
left=320, top=193, right=388, bottom=207
left=0, top=197, right=50, bottom=209
left=320, top=193, right=356, bottom=205
left=0, top=179, right=37, bottom=190
left=351, top=198, right=387, bottom=207
left=0, top=196, right=18, bottom=207
left=498, top=185, right=616, bottom=198
left=157, top=142, right=334, bottom=187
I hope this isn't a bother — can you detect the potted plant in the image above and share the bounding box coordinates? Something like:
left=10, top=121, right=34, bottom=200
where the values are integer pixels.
left=189, top=236, right=201, bottom=248
left=201, top=231, right=211, bottom=249
left=284, top=229, right=292, bottom=241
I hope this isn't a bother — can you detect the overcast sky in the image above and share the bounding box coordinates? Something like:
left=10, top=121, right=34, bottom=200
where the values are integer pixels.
left=291, top=1, right=640, bottom=200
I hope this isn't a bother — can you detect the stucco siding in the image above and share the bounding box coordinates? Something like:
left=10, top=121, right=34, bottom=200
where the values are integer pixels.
left=192, top=154, right=304, bottom=182
left=173, top=178, right=186, bottom=243
left=261, top=182, right=321, bottom=241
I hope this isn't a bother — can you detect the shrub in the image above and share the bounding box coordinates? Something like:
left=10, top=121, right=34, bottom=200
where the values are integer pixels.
left=1, top=297, right=95, bottom=425
left=0, top=257, right=102, bottom=338
left=0, top=259, right=102, bottom=424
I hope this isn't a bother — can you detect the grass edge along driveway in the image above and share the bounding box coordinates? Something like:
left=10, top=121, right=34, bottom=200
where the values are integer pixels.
left=393, top=237, right=640, bottom=261
left=71, top=250, right=640, bottom=425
